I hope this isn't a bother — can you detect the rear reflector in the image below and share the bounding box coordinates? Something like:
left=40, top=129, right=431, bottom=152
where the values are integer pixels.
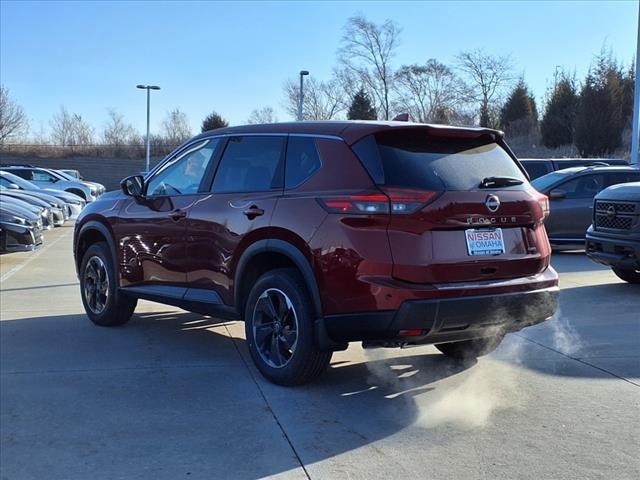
left=318, top=188, right=438, bottom=215
left=398, top=329, right=423, bottom=336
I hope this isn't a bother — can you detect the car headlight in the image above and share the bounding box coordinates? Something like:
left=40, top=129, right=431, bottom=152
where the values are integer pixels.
left=90, top=187, right=98, bottom=195
left=11, top=216, right=26, bottom=225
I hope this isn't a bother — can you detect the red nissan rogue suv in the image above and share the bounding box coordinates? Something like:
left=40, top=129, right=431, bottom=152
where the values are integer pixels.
left=74, top=121, right=559, bottom=385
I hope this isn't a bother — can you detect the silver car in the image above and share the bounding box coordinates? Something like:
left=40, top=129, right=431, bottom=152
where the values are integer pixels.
left=0, top=170, right=86, bottom=217
left=2, top=166, right=103, bottom=202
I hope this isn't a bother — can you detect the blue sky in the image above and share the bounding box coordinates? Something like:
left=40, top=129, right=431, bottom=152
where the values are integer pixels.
left=1, top=0, right=637, bottom=138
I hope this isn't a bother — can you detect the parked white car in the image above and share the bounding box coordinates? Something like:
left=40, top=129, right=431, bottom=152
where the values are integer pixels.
left=3, top=166, right=104, bottom=202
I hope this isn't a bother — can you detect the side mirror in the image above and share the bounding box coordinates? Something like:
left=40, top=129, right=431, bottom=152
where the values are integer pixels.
left=549, top=189, right=566, bottom=200
left=7, top=183, right=19, bottom=190
left=121, top=175, right=144, bottom=198
left=50, top=177, right=58, bottom=183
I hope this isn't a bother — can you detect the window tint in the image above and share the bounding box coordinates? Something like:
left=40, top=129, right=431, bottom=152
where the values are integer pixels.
left=285, top=137, right=321, bottom=188
left=556, top=174, right=605, bottom=199
left=212, top=136, right=284, bottom=193
left=522, top=162, right=551, bottom=180
left=146, top=139, right=219, bottom=196
left=606, top=172, right=640, bottom=186
left=8, top=169, right=32, bottom=180
left=353, top=130, right=527, bottom=191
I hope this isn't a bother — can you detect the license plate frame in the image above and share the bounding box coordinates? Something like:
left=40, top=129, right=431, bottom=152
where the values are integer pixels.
left=465, top=228, right=505, bottom=256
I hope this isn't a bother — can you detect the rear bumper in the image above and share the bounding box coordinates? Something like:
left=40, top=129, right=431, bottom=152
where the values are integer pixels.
left=585, top=228, right=640, bottom=270
left=324, top=269, right=559, bottom=345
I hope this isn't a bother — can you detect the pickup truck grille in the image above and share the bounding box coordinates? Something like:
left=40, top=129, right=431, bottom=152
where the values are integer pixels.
left=595, top=201, right=636, bottom=214
left=595, top=214, right=632, bottom=230
left=594, top=200, right=637, bottom=231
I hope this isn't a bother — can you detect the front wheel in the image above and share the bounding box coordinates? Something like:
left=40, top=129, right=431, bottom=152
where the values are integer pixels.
left=80, top=242, right=137, bottom=326
left=612, top=267, right=640, bottom=284
left=435, top=334, right=504, bottom=361
left=244, top=268, right=332, bottom=386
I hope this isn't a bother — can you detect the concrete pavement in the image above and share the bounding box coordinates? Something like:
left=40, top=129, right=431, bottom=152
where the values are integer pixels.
left=1, top=226, right=638, bottom=479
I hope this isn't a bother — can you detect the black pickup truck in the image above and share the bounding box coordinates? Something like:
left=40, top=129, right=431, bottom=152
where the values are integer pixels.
left=586, top=181, right=640, bottom=283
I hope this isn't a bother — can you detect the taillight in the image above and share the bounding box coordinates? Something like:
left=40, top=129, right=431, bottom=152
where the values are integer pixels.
left=533, top=191, right=549, bottom=221
left=317, top=188, right=438, bottom=215
left=380, top=187, right=439, bottom=214
left=318, top=194, right=390, bottom=214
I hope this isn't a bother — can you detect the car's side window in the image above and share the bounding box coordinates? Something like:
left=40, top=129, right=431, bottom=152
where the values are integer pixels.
left=146, top=139, right=219, bottom=197
left=31, top=170, right=56, bottom=182
left=607, top=172, right=640, bottom=186
left=558, top=174, right=606, bottom=199
left=9, top=169, right=32, bottom=180
left=212, top=136, right=285, bottom=193
left=285, top=137, right=321, bottom=189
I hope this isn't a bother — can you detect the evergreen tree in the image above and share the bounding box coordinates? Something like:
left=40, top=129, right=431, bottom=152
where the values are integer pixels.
left=540, top=74, right=579, bottom=148
left=500, top=80, right=538, bottom=137
left=347, top=88, right=377, bottom=120
left=201, top=111, right=229, bottom=132
left=574, top=52, right=628, bottom=156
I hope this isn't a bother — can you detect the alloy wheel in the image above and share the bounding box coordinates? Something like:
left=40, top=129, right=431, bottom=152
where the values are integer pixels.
left=251, top=288, right=299, bottom=368
left=84, top=256, right=109, bottom=314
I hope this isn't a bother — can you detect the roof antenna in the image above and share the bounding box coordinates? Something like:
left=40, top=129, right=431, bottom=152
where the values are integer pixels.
left=392, top=113, right=409, bottom=122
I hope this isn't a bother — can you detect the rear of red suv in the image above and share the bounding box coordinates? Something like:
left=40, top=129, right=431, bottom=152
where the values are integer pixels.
left=298, top=124, right=558, bottom=359
left=75, top=121, right=558, bottom=386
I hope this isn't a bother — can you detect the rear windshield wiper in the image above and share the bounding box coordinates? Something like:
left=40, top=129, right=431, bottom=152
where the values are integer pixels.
left=479, top=176, right=524, bottom=189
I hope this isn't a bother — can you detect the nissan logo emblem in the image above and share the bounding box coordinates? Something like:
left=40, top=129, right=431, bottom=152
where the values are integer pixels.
left=485, top=195, right=500, bottom=212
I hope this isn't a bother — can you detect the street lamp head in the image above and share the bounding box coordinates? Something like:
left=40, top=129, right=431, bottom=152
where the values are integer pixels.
left=300, top=70, right=309, bottom=76
left=149, top=86, right=161, bottom=90
left=136, top=84, right=146, bottom=89
left=136, top=85, right=161, bottom=90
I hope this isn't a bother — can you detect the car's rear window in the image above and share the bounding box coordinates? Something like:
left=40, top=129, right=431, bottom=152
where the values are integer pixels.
left=352, top=129, right=527, bottom=191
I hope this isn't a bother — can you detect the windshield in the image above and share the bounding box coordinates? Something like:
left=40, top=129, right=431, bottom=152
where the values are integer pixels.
left=55, top=170, right=75, bottom=181
left=0, top=171, right=41, bottom=190
left=531, top=171, right=572, bottom=192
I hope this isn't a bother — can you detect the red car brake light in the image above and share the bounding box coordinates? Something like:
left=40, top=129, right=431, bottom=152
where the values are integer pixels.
left=532, top=191, right=550, bottom=221
left=318, top=188, right=438, bottom=215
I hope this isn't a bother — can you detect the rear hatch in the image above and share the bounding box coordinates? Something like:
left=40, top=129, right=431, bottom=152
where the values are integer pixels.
left=351, top=127, right=551, bottom=284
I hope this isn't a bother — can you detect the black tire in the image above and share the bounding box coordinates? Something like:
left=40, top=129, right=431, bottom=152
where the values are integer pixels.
left=435, top=334, right=504, bottom=361
left=244, top=268, right=332, bottom=386
left=612, top=267, right=640, bottom=284
left=80, top=242, right=137, bottom=326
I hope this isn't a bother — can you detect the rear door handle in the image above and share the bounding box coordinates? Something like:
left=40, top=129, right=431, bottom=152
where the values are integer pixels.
left=169, top=209, right=187, bottom=221
left=243, top=205, right=264, bottom=220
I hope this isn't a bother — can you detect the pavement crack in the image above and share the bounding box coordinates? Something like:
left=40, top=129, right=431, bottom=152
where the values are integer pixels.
left=222, top=322, right=312, bottom=480
left=514, top=333, right=640, bottom=388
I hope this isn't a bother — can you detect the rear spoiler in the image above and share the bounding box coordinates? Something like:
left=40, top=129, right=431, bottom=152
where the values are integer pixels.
left=342, top=122, right=504, bottom=146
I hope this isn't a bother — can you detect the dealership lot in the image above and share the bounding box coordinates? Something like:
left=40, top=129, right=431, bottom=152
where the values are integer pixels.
left=1, top=225, right=638, bottom=480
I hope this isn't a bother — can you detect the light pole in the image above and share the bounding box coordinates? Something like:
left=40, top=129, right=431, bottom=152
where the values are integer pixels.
left=136, top=84, right=161, bottom=173
left=631, top=0, right=640, bottom=167
left=298, top=70, right=309, bottom=121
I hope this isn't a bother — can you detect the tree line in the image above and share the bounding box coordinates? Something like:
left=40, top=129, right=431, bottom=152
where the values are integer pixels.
left=0, top=15, right=635, bottom=158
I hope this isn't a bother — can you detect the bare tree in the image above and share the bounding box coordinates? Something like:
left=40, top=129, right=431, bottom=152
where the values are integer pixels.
left=0, top=85, right=29, bottom=144
left=282, top=77, right=343, bottom=120
left=102, top=109, right=138, bottom=145
left=395, top=59, right=470, bottom=123
left=247, top=106, right=278, bottom=124
left=50, top=106, right=94, bottom=146
left=161, top=108, right=192, bottom=145
left=338, top=15, right=401, bottom=120
left=456, top=49, right=515, bottom=127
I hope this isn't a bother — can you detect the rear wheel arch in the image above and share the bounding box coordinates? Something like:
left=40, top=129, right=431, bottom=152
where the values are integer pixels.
left=76, top=221, right=118, bottom=285
left=234, top=239, right=322, bottom=320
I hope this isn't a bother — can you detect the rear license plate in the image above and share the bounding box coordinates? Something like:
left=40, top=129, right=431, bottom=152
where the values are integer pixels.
left=465, top=228, right=505, bottom=256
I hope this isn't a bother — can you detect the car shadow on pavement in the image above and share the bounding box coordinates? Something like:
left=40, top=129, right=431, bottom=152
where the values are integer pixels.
left=1, top=309, right=480, bottom=479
